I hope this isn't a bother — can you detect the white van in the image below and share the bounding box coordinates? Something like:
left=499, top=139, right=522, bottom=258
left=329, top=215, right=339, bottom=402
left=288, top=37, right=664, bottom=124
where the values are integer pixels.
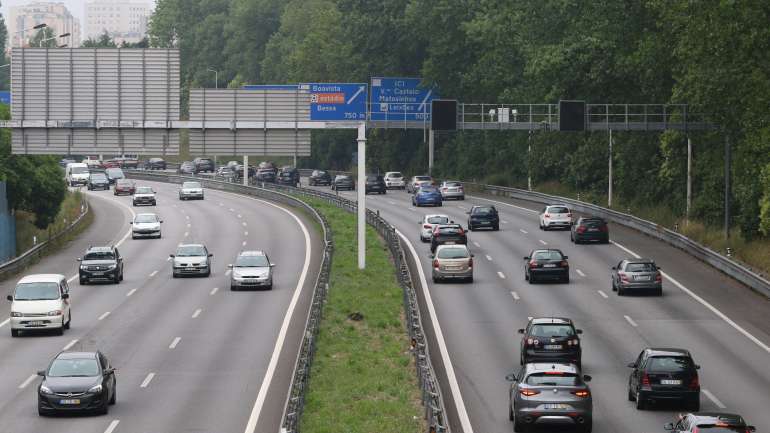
left=65, top=162, right=90, bottom=186
left=6, top=274, right=72, bottom=337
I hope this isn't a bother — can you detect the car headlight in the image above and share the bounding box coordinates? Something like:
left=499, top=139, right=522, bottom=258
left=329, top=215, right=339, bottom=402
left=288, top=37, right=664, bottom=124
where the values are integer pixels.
left=40, top=385, right=53, bottom=395
left=10, top=311, right=22, bottom=317
left=87, top=384, right=102, bottom=394
left=107, top=264, right=117, bottom=270
left=47, top=310, right=62, bottom=316
left=80, top=265, right=87, bottom=270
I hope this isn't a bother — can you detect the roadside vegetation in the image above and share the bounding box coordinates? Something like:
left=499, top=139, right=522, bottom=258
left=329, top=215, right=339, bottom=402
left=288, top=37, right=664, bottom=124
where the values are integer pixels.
left=15, top=191, right=87, bottom=255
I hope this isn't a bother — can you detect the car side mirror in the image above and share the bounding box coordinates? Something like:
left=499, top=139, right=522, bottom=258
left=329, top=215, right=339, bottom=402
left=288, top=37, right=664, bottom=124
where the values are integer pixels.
left=747, top=426, right=756, bottom=432
left=562, top=255, right=568, bottom=259
left=657, top=266, right=662, bottom=270
left=227, top=264, right=233, bottom=269
left=517, top=329, right=524, bottom=334
left=76, top=258, right=82, bottom=262
left=270, top=264, right=276, bottom=267
left=208, top=253, right=213, bottom=257
left=505, top=374, right=517, bottom=382
left=627, top=362, right=636, bottom=368
left=582, top=374, right=592, bottom=382
left=611, top=266, right=616, bottom=270
left=160, top=220, right=164, bottom=223
left=695, top=364, right=700, bottom=370
left=523, top=256, right=530, bottom=260
left=576, top=329, right=583, bottom=334
left=663, top=423, right=674, bottom=431
left=104, top=367, right=115, bottom=375
left=169, top=254, right=175, bottom=258
left=61, top=293, right=69, bottom=299
left=37, top=370, right=46, bottom=377
left=429, top=254, right=435, bottom=259
left=470, top=254, right=475, bottom=258
left=6, top=295, right=12, bottom=301
left=129, top=222, right=133, bottom=224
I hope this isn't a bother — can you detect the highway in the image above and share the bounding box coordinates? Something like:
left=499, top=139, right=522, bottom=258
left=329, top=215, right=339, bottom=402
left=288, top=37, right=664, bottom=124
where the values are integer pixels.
left=307, top=181, right=770, bottom=433
left=0, top=180, right=322, bottom=433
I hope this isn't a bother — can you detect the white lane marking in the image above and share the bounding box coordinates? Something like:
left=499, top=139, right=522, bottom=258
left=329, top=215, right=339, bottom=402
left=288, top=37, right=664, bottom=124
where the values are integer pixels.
left=612, top=241, right=770, bottom=354
left=237, top=214, right=242, bottom=218
left=67, top=275, right=78, bottom=283
left=597, top=290, right=609, bottom=299
left=185, top=215, right=190, bottom=220
left=166, top=256, right=172, bottom=261
left=62, top=339, right=79, bottom=351
left=187, top=223, right=191, bottom=228
left=244, top=231, right=248, bottom=236
left=624, top=315, right=638, bottom=327
left=229, top=208, right=235, bottom=212
left=388, top=201, right=396, bottom=205
left=520, top=229, right=528, bottom=234
left=225, top=269, right=232, bottom=276
left=407, top=207, right=416, bottom=212
left=192, top=308, right=202, bottom=319
left=511, top=291, right=520, bottom=301
left=395, top=229, right=474, bottom=433
left=140, top=373, right=155, bottom=388
left=502, top=220, right=509, bottom=224
left=104, top=420, right=120, bottom=433
left=184, top=232, right=189, bottom=237
left=538, top=239, right=548, bottom=245
left=497, top=271, right=506, bottom=279
left=210, top=287, right=219, bottom=296
left=242, top=222, right=247, bottom=227
left=126, top=288, right=137, bottom=297
left=576, top=269, right=586, bottom=277
left=242, top=241, right=247, bottom=246
left=219, top=202, right=224, bottom=206
left=169, top=337, right=181, bottom=349
left=150, top=270, right=159, bottom=277
left=18, top=374, right=37, bottom=389
left=702, top=389, right=727, bottom=409
left=485, top=255, right=493, bottom=261
left=472, top=241, right=481, bottom=248
left=458, top=205, right=467, bottom=210
left=98, top=311, right=111, bottom=321
left=0, top=318, right=9, bottom=328
left=466, top=194, right=539, bottom=214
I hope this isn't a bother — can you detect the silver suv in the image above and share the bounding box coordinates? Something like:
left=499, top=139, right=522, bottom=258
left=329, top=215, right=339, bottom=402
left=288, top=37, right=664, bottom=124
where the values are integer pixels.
left=170, top=244, right=212, bottom=277
left=228, top=251, right=275, bottom=290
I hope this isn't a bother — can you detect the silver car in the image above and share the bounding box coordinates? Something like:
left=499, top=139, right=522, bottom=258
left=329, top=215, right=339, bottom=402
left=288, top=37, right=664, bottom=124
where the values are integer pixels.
left=507, top=363, right=593, bottom=433
left=130, top=213, right=162, bottom=239
left=439, top=180, right=465, bottom=200
left=431, top=244, right=473, bottom=283
left=611, top=258, right=662, bottom=295
left=179, top=181, right=204, bottom=200
left=228, top=250, right=275, bottom=290
left=419, top=214, right=450, bottom=242
left=407, top=175, right=433, bottom=193
left=384, top=171, right=405, bottom=189
left=170, top=244, right=212, bottom=277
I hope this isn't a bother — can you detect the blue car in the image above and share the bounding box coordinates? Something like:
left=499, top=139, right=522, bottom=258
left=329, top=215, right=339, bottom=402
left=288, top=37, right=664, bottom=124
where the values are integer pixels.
left=412, top=186, right=443, bottom=207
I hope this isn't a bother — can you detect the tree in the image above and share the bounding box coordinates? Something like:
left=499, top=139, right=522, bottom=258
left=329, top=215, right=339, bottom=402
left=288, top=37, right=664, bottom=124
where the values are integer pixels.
left=0, top=4, right=9, bottom=90
left=29, top=27, right=56, bottom=48
left=82, top=31, right=118, bottom=48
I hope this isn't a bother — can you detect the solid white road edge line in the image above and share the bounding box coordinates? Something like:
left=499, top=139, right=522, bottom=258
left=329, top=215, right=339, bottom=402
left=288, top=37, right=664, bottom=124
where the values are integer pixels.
left=169, top=337, right=181, bottom=349
left=702, top=389, right=727, bottom=409
left=511, top=291, right=520, bottom=301
left=98, top=312, right=110, bottom=321
left=520, top=229, right=528, bottom=234
left=396, top=228, right=475, bottom=433
left=104, top=419, right=120, bottom=433
left=149, top=270, right=158, bottom=277
left=18, top=374, right=36, bottom=389
left=0, top=318, right=9, bottom=328
left=62, top=339, right=78, bottom=351
left=140, top=373, right=155, bottom=388
left=624, top=315, right=638, bottom=327
left=597, top=290, right=609, bottom=299
left=576, top=269, right=586, bottom=277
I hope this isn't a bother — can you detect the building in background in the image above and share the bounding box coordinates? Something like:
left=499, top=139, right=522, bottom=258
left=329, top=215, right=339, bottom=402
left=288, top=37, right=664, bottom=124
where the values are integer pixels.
left=85, top=0, right=151, bottom=45
left=7, top=2, right=80, bottom=48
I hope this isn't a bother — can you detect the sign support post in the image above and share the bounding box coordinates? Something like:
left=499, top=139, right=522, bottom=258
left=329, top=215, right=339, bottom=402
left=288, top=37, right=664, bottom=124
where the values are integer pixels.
left=357, top=122, right=367, bottom=269
left=428, top=129, right=435, bottom=176
left=243, top=155, right=248, bottom=186
left=608, top=129, right=613, bottom=208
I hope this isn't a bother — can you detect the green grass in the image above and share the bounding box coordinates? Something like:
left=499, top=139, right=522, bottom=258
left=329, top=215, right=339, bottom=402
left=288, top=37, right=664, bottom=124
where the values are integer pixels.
left=15, top=191, right=87, bottom=255
left=299, top=199, right=425, bottom=433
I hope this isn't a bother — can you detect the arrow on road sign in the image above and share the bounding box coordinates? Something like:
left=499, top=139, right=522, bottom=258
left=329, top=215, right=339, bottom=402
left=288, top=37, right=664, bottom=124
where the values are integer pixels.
left=347, top=86, right=366, bottom=104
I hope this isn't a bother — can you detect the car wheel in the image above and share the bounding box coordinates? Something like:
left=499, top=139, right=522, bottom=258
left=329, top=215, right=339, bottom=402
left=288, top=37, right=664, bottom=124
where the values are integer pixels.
left=432, top=276, right=439, bottom=283
left=635, top=392, right=646, bottom=410
left=688, top=397, right=700, bottom=412
left=563, top=275, right=570, bottom=284
left=11, top=329, right=19, bottom=337
left=98, top=399, right=109, bottom=415
left=80, top=278, right=86, bottom=285
left=56, top=325, right=64, bottom=336
left=38, top=405, right=50, bottom=417
left=267, top=284, right=273, bottom=290
left=656, top=287, right=663, bottom=296
left=618, top=285, right=625, bottom=296
left=132, top=234, right=137, bottom=239
left=611, top=280, right=617, bottom=291
left=467, top=276, right=473, bottom=283
left=493, top=224, right=499, bottom=231
left=230, top=283, right=237, bottom=291
left=172, top=272, right=178, bottom=278
left=109, top=384, right=116, bottom=405
left=628, top=386, right=635, bottom=401
left=582, top=419, right=592, bottom=433
left=205, top=270, right=211, bottom=277
left=119, top=271, right=123, bottom=281
left=513, top=415, right=524, bottom=433
left=509, top=404, right=514, bottom=421
left=64, top=312, right=71, bottom=329
left=114, top=274, right=120, bottom=284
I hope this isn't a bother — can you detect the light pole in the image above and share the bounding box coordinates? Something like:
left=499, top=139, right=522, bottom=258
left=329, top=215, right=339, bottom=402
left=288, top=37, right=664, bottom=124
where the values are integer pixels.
left=39, top=32, right=70, bottom=47
left=207, top=67, right=218, bottom=89
left=14, top=23, right=47, bottom=47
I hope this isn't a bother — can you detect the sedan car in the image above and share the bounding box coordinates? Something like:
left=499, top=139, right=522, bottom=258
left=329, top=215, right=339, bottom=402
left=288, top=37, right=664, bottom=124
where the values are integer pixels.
left=571, top=217, right=609, bottom=244
left=332, top=175, right=355, bottom=191
left=384, top=171, right=405, bottom=189
left=665, top=413, right=755, bottom=433
left=407, top=175, right=433, bottom=193
left=179, top=181, right=204, bottom=200
left=130, top=213, right=162, bottom=239
left=87, top=172, right=110, bottom=191
left=467, top=205, right=499, bottom=231
left=228, top=250, right=275, bottom=290
left=518, top=317, right=582, bottom=367
left=365, top=174, right=387, bottom=194
left=431, top=244, right=473, bottom=283
left=37, top=351, right=116, bottom=416
left=78, top=246, right=123, bottom=284
left=539, top=204, right=572, bottom=230
left=507, top=363, right=592, bottom=433
left=256, top=168, right=277, bottom=183
left=132, top=186, right=156, bottom=206
left=524, top=249, right=569, bottom=283
left=105, top=167, right=125, bottom=184
left=413, top=186, right=443, bottom=207
left=439, top=180, right=465, bottom=200
left=170, top=244, right=212, bottom=277
left=628, top=347, right=700, bottom=411
left=178, top=161, right=195, bottom=175
left=309, top=169, right=332, bottom=186
left=419, top=214, right=450, bottom=242
left=113, top=179, right=135, bottom=196
left=430, top=223, right=467, bottom=253
left=611, top=259, right=662, bottom=296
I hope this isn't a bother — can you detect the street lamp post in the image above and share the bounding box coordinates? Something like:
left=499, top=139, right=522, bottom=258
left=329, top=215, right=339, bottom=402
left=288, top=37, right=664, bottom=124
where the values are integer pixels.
left=39, top=32, right=71, bottom=47
left=207, top=67, right=218, bottom=89
left=14, top=23, right=47, bottom=47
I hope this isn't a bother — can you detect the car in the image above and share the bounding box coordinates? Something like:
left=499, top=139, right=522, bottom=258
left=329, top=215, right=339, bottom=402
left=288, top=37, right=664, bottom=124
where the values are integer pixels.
left=102, top=159, right=122, bottom=169
left=178, top=161, right=195, bottom=175
left=412, top=186, right=443, bottom=207
left=37, top=351, right=116, bottom=416
left=439, top=180, right=465, bottom=200
left=384, top=171, right=406, bottom=189
left=611, top=258, right=662, bottom=296
left=627, top=347, right=701, bottom=411
left=7, top=274, right=71, bottom=337
left=365, top=174, right=387, bottom=194
left=82, top=158, right=104, bottom=170
left=431, top=244, right=473, bottom=283
left=130, top=213, right=162, bottom=239
left=258, top=161, right=277, bottom=170
left=132, top=186, right=157, bottom=206
left=105, top=167, right=125, bottom=184
left=228, top=250, right=275, bottom=290
left=179, top=181, right=204, bottom=200
left=407, top=175, right=433, bottom=193
left=118, top=154, right=139, bottom=169
left=430, top=223, right=467, bottom=253
left=665, top=413, right=755, bottom=433
left=65, top=162, right=90, bottom=186
left=507, top=363, right=592, bottom=433
left=193, top=157, right=215, bottom=173
left=418, top=214, right=450, bottom=242
left=256, top=168, right=277, bottom=183
left=524, top=249, right=569, bottom=283
left=467, top=205, right=499, bottom=231
left=332, top=174, right=355, bottom=191
left=170, top=244, right=212, bottom=277
left=518, top=317, right=582, bottom=367
left=215, top=166, right=235, bottom=180
left=78, top=246, right=124, bottom=284
left=87, top=172, right=110, bottom=190
left=113, top=178, right=136, bottom=196
left=232, top=164, right=257, bottom=180
left=308, top=169, right=332, bottom=186
left=539, top=204, right=572, bottom=230
left=59, top=157, right=78, bottom=168
left=276, top=167, right=300, bottom=186
left=145, top=157, right=167, bottom=170
left=226, top=160, right=239, bottom=170
left=571, top=217, right=609, bottom=244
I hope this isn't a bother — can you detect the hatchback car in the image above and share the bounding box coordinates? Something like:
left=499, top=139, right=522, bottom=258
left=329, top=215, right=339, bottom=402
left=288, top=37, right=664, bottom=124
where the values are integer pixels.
left=467, top=205, right=500, bottom=231
left=628, top=347, right=701, bottom=411
left=131, top=213, right=162, bottom=239
left=524, top=249, right=569, bottom=283
left=332, top=175, right=355, bottom=191
left=309, top=169, right=332, bottom=186
left=384, top=171, right=405, bottom=189
left=132, top=186, right=156, bottom=206
left=665, top=413, right=755, bottom=433
left=105, top=167, right=125, bottom=184
left=413, top=186, right=443, bottom=207
left=78, top=246, right=124, bottom=284
left=276, top=167, right=300, bottom=186
left=228, top=250, right=275, bottom=290
left=419, top=214, right=450, bottom=242
left=37, top=351, right=116, bottom=416
left=571, top=217, right=609, bottom=244
left=439, top=180, right=465, bottom=200
left=518, top=317, right=582, bottom=367
left=171, top=244, right=212, bottom=277
left=432, top=244, right=473, bottom=283
left=507, top=363, right=593, bottom=433
left=430, top=223, right=468, bottom=253
left=178, top=161, right=195, bottom=174
left=365, top=174, right=387, bottom=194
left=256, top=168, right=277, bottom=183
left=407, top=175, right=433, bottom=193
left=87, top=172, right=110, bottom=191
left=612, top=259, right=663, bottom=296
left=7, top=274, right=71, bottom=337
left=113, top=179, right=135, bottom=196
left=539, top=204, right=572, bottom=230
left=179, top=181, right=204, bottom=200
left=145, top=157, right=166, bottom=170
left=193, top=157, right=215, bottom=173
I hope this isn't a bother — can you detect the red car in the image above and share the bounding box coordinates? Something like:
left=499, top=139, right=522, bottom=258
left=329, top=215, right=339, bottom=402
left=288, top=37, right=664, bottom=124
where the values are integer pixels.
left=114, top=179, right=136, bottom=195
left=103, top=159, right=122, bottom=168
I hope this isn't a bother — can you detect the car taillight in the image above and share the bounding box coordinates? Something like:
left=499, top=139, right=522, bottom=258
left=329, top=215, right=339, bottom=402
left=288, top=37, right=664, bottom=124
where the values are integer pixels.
left=442, top=188, right=448, bottom=191
left=571, top=390, right=590, bottom=398
left=655, top=272, right=662, bottom=282
left=576, top=226, right=586, bottom=234
left=433, top=259, right=439, bottom=269
left=567, top=213, right=572, bottom=218
left=641, top=373, right=651, bottom=387
left=599, top=224, right=608, bottom=232
left=560, top=260, right=569, bottom=267
left=458, top=227, right=464, bottom=235
left=529, top=260, right=538, bottom=269
left=619, top=272, right=629, bottom=282
left=468, top=257, right=473, bottom=268
left=520, top=389, right=540, bottom=397
left=689, top=375, right=699, bottom=389
left=424, top=224, right=432, bottom=229
left=544, top=213, right=550, bottom=218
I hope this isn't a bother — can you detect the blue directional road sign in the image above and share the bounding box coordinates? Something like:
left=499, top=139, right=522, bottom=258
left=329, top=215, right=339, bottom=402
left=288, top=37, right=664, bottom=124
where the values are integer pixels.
left=0, top=91, right=10, bottom=105
left=369, top=77, right=439, bottom=121
left=300, top=83, right=367, bottom=121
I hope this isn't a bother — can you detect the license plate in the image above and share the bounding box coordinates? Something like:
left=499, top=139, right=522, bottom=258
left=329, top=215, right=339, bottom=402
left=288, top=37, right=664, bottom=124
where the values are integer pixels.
left=660, top=379, right=681, bottom=385
left=446, top=266, right=463, bottom=271
left=543, top=264, right=556, bottom=268
left=29, top=321, right=45, bottom=326
left=544, top=403, right=570, bottom=410
left=445, top=241, right=456, bottom=245
left=59, top=399, right=80, bottom=405
left=544, top=344, right=562, bottom=350
left=91, top=272, right=104, bottom=276
left=588, top=228, right=599, bottom=231
left=480, top=221, right=490, bottom=225
left=635, top=275, right=651, bottom=281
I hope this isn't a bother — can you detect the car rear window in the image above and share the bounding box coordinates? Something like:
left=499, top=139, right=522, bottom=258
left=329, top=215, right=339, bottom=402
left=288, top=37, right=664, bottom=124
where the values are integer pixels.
left=532, top=250, right=563, bottom=260
left=416, top=176, right=432, bottom=181
left=548, top=206, right=569, bottom=213
left=419, top=187, right=438, bottom=193
left=427, top=216, right=449, bottom=224
left=366, top=175, right=382, bottom=181
left=472, top=207, right=494, bottom=215
left=437, top=247, right=469, bottom=259
left=582, top=219, right=605, bottom=227
left=387, top=172, right=403, bottom=178
left=183, top=182, right=201, bottom=188
left=693, top=427, right=747, bottom=433
left=438, top=226, right=462, bottom=235
left=529, top=324, right=575, bottom=337
left=646, top=356, right=693, bottom=372
left=625, top=262, right=656, bottom=272
left=445, top=181, right=462, bottom=187
left=525, top=372, right=580, bottom=386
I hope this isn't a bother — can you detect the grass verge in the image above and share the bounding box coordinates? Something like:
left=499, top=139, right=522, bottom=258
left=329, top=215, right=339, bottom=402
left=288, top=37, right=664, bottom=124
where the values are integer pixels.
left=15, top=191, right=87, bottom=254
left=299, top=198, right=425, bottom=433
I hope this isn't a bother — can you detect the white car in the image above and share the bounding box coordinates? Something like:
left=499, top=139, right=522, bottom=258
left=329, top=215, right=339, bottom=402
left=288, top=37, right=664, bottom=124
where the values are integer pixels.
left=228, top=250, right=275, bottom=290
left=407, top=175, right=433, bottom=193
left=179, top=181, right=204, bottom=200
left=131, top=213, right=162, bottom=239
left=132, top=186, right=157, bottom=206
left=539, top=204, right=572, bottom=230
left=384, top=171, right=406, bottom=189
left=7, top=274, right=72, bottom=337
left=171, top=244, right=212, bottom=277
left=419, top=214, right=451, bottom=242
left=439, top=180, right=465, bottom=200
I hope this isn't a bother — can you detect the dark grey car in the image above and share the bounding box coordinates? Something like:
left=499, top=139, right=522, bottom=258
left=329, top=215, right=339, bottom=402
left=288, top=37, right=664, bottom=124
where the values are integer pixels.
left=611, top=258, right=662, bottom=295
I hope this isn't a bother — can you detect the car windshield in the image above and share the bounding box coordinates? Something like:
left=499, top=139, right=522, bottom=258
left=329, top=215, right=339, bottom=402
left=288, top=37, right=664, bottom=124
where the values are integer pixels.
left=625, top=262, right=656, bottom=272
left=182, top=182, right=201, bottom=189
left=437, top=247, right=469, bottom=259
left=177, top=246, right=206, bottom=257
left=135, top=187, right=153, bottom=194
left=438, top=226, right=462, bottom=234
left=13, top=282, right=60, bottom=300
left=415, top=176, right=431, bottom=181
left=84, top=251, right=115, bottom=261
left=647, top=356, right=693, bottom=372
left=427, top=216, right=449, bottom=224
left=71, top=166, right=88, bottom=174
left=48, top=358, right=100, bottom=377
left=525, top=372, right=580, bottom=386
left=472, top=207, right=494, bottom=215
left=336, top=176, right=351, bottom=181
left=135, top=214, right=158, bottom=223
left=117, top=180, right=132, bottom=186
left=366, top=175, right=382, bottom=181
left=444, top=182, right=462, bottom=187
left=314, top=170, right=327, bottom=176
left=548, top=206, right=569, bottom=213
left=387, top=172, right=403, bottom=178
left=90, top=174, right=107, bottom=180
left=529, top=324, right=575, bottom=337
left=532, top=250, right=563, bottom=260
left=235, top=255, right=269, bottom=267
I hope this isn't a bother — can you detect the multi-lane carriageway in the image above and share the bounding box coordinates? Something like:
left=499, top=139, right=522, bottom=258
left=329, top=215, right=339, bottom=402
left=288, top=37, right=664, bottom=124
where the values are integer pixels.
left=305, top=181, right=770, bottom=433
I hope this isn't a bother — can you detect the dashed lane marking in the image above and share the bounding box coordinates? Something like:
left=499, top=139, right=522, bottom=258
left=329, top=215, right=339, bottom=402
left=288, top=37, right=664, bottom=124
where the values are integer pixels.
left=192, top=309, right=202, bottom=319
left=210, top=287, right=219, bottom=295
left=497, top=271, right=506, bottom=279
left=169, top=337, right=181, bottom=349
left=62, top=339, right=79, bottom=351
left=473, top=241, right=481, bottom=248
left=624, top=315, right=638, bottom=327
left=485, top=255, right=493, bottom=261
left=18, top=374, right=36, bottom=389
left=597, top=290, right=609, bottom=299
left=511, top=291, right=520, bottom=301
left=520, top=229, right=528, bottom=234
left=702, top=389, right=726, bottom=409
left=126, top=288, right=137, bottom=297
left=538, top=239, right=548, bottom=245
left=98, top=312, right=111, bottom=321
left=140, top=373, right=155, bottom=388
left=576, top=269, right=586, bottom=277
left=104, top=420, right=120, bottom=433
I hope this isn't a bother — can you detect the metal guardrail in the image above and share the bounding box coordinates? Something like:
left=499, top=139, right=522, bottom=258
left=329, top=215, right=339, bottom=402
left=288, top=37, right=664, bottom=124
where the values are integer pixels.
left=0, top=196, right=90, bottom=282
left=125, top=170, right=448, bottom=433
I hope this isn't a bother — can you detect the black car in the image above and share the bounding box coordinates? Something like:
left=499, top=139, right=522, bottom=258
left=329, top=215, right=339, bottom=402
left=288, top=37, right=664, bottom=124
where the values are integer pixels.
left=78, top=246, right=124, bottom=285
left=256, top=168, right=277, bottom=183
left=665, top=413, right=755, bottom=433
left=365, top=174, right=387, bottom=194
left=193, top=157, right=215, bottom=173
left=571, top=217, right=609, bottom=244
left=87, top=172, right=110, bottom=190
left=332, top=175, right=355, bottom=191
left=178, top=161, right=195, bottom=175
left=233, top=165, right=257, bottom=179
left=518, top=317, right=582, bottom=367
left=104, top=167, right=125, bottom=184
left=430, top=223, right=468, bottom=253
left=524, top=249, right=569, bottom=283
left=276, top=167, right=300, bottom=186
left=37, top=351, right=116, bottom=416
left=145, top=157, right=166, bottom=170
left=467, top=205, right=500, bottom=231
left=309, top=169, right=332, bottom=186
left=628, top=347, right=700, bottom=411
